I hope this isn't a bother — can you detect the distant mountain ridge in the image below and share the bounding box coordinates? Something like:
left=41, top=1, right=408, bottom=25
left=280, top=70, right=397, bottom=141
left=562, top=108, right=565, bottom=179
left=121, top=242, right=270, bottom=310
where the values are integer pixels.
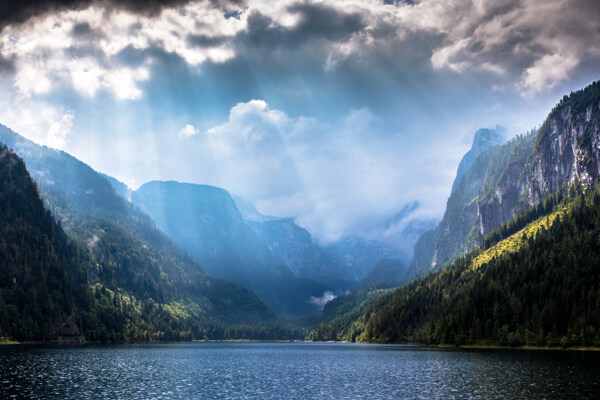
left=129, top=180, right=417, bottom=317
left=325, top=236, right=408, bottom=281
left=131, top=180, right=331, bottom=318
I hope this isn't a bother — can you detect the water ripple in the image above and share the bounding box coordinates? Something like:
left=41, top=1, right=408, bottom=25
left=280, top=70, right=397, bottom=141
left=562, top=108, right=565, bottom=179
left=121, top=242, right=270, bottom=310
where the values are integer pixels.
left=0, top=343, right=598, bottom=399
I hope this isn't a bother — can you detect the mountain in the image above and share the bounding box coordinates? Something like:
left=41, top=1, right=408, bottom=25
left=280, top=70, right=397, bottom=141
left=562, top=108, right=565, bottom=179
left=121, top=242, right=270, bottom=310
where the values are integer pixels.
left=326, top=236, right=408, bottom=281
left=450, top=127, right=505, bottom=194
left=306, top=281, right=398, bottom=342
left=0, top=145, right=82, bottom=340
left=0, top=125, right=281, bottom=341
left=131, top=181, right=279, bottom=280
left=100, top=172, right=132, bottom=200
left=131, top=181, right=329, bottom=318
left=411, top=81, right=600, bottom=277
left=361, top=258, right=405, bottom=284
left=310, top=80, right=600, bottom=347
left=231, top=197, right=353, bottom=290
left=236, top=196, right=415, bottom=289
left=354, top=185, right=600, bottom=347
left=246, top=217, right=353, bottom=290
left=409, top=128, right=535, bottom=276
left=378, top=201, right=438, bottom=259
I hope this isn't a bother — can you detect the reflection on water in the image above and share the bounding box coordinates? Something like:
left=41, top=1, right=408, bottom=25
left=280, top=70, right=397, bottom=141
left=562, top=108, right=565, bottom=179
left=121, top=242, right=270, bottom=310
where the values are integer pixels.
left=0, top=342, right=599, bottom=399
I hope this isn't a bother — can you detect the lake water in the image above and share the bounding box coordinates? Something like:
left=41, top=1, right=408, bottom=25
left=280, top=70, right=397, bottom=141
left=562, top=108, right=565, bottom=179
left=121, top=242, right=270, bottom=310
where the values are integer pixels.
left=0, top=342, right=599, bottom=399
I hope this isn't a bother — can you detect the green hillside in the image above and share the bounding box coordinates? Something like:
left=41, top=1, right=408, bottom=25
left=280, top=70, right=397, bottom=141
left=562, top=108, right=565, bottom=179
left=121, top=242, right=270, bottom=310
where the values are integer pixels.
left=351, top=183, right=600, bottom=347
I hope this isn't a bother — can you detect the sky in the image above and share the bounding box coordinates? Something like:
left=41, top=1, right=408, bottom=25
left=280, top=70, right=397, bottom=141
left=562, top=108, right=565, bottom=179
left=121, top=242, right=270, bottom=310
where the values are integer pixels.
left=0, top=0, right=598, bottom=245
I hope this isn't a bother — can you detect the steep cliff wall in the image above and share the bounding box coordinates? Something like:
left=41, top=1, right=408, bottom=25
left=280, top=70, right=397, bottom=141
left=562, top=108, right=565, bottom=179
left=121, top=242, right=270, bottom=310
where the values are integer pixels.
left=528, top=83, right=600, bottom=204
left=410, top=80, right=600, bottom=277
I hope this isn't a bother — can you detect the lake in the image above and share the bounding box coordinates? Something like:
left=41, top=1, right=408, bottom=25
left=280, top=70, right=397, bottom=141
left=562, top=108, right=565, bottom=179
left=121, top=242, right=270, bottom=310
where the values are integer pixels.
left=0, top=342, right=598, bottom=399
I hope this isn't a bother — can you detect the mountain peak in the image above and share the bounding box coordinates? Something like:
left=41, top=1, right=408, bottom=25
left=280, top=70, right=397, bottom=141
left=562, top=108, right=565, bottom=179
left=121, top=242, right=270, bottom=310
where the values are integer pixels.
left=451, top=126, right=505, bottom=194
left=472, top=126, right=505, bottom=149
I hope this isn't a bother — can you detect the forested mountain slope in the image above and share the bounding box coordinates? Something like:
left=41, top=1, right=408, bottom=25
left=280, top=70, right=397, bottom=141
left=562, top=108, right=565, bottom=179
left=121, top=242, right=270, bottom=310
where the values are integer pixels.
left=310, top=182, right=600, bottom=346
left=0, top=145, right=82, bottom=340
left=358, top=183, right=600, bottom=347
left=309, top=81, right=600, bottom=347
left=0, top=127, right=282, bottom=341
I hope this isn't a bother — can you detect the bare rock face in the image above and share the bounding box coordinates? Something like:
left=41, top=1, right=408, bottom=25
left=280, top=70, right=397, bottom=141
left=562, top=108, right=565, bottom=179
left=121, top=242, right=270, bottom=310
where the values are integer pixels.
left=528, top=99, right=600, bottom=205
left=431, top=128, right=504, bottom=267
left=477, top=134, right=535, bottom=237
left=411, top=129, right=503, bottom=272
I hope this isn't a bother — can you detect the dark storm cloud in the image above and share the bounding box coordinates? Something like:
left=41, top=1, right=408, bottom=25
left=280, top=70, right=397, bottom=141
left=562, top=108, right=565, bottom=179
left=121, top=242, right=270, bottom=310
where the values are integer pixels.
left=0, top=54, right=14, bottom=73
left=235, top=3, right=366, bottom=53
left=187, top=34, right=229, bottom=48
left=218, top=2, right=447, bottom=121
left=0, top=0, right=246, bottom=28
left=429, top=0, right=600, bottom=91
left=285, top=2, right=366, bottom=43
left=0, top=0, right=91, bottom=28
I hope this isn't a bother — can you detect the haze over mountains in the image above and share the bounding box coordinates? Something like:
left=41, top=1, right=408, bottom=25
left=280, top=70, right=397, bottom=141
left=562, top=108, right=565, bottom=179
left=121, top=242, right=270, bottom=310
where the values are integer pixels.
left=0, top=122, right=417, bottom=320
left=129, top=179, right=413, bottom=317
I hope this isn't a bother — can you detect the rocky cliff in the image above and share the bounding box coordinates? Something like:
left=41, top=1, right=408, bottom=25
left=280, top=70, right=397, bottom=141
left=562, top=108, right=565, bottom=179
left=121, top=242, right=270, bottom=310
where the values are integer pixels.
left=528, top=82, right=600, bottom=204
left=410, top=80, right=600, bottom=277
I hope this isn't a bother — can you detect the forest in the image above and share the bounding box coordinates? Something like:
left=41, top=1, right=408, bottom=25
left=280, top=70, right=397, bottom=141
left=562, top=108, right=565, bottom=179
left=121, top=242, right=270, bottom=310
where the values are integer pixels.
left=0, top=145, right=304, bottom=342
left=318, top=182, right=600, bottom=347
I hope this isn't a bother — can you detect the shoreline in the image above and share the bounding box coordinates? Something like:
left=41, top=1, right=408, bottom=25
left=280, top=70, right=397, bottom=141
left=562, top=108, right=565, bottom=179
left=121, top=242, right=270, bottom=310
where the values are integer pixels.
left=2, top=337, right=600, bottom=351
left=425, top=343, right=600, bottom=352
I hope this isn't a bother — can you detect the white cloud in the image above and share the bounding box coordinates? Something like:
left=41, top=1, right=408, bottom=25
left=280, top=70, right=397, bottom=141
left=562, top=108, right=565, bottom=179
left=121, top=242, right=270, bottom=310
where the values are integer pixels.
left=0, top=94, right=76, bottom=151
left=310, top=291, right=336, bottom=308
left=0, top=2, right=243, bottom=99
left=178, top=124, right=199, bottom=137
left=520, top=53, right=578, bottom=95
left=192, top=99, right=452, bottom=244
left=425, top=0, right=600, bottom=94
left=431, top=39, right=471, bottom=72
left=46, top=112, right=74, bottom=149
left=14, top=65, right=52, bottom=98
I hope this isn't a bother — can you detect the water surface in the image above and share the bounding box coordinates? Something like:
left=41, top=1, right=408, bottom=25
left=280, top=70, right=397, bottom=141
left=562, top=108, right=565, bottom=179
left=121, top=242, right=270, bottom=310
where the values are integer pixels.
left=1, top=342, right=598, bottom=399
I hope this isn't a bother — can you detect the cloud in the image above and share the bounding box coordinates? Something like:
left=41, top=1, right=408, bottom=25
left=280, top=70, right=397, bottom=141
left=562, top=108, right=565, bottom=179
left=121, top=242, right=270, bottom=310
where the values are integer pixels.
left=0, top=2, right=243, bottom=99
left=46, top=112, right=75, bottom=148
left=178, top=124, right=199, bottom=137
left=207, top=99, right=292, bottom=145
left=0, top=0, right=196, bottom=28
left=190, top=99, right=454, bottom=244
left=0, top=94, right=76, bottom=150
left=0, top=0, right=598, bottom=246
left=2, top=0, right=597, bottom=103
left=427, top=0, right=600, bottom=94
left=310, top=291, right=336, bottom=308
left=520, top=53, right=578, bottom=95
